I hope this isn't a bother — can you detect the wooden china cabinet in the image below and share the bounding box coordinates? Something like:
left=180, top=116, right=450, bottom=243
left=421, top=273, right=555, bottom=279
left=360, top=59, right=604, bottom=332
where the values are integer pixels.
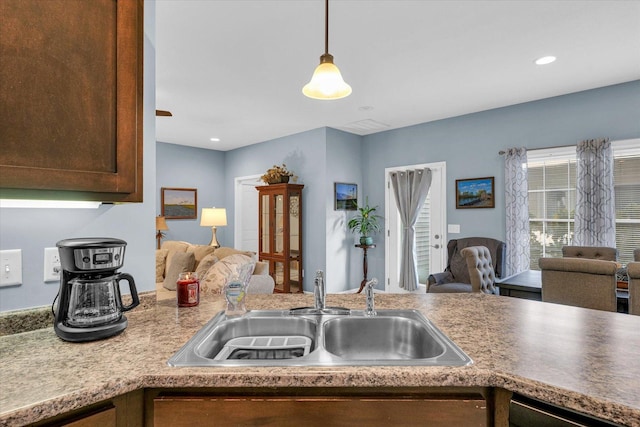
left=256, top=183, right=304, bottom=293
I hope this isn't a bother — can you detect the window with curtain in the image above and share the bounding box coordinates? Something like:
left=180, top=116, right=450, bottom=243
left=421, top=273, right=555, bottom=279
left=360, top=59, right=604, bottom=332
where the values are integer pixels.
left=528, top=139, right=640, bottom=268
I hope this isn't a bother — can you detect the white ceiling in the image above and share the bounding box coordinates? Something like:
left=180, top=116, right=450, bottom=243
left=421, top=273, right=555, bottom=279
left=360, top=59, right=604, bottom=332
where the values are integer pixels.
left=155, top=1, right=640, bottom=151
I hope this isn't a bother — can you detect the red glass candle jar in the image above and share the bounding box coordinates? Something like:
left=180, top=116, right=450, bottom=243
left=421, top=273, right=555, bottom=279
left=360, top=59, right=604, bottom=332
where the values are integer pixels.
left=177, top=272, right=199, bottom=307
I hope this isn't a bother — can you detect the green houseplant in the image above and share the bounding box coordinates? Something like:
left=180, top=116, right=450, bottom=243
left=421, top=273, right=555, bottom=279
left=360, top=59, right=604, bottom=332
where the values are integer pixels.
left=347, top=198, right=383, bottom=245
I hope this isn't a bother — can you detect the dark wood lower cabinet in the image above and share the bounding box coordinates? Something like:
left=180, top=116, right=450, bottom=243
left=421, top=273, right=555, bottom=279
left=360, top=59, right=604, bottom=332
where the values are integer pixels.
left=33, top=390, right=143, bottom=427
left=32, top=387, right=623, bottom=427
left=148, top=388, right=490, bottom=427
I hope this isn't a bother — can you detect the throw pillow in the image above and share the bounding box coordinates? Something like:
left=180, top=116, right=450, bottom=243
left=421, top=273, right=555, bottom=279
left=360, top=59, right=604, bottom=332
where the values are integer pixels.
left=155, top=249, right=169, bottom=282
left=201, top=254, right=256, bottom=294
left=163, top=251, right=195, bottom=291
left=190, top=245, right=216, bottom=268
left=450, top=248, right=471, bottom=284
left=195, top=253, right=219, bottom=279
left=214, top=247, right=255, bottom=261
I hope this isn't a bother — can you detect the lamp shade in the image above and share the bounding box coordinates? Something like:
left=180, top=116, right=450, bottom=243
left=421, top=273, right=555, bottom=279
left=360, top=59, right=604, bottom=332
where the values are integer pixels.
left=200, top=208, right=227, bottom=227
left=302, top=54, right=352, bottom=100
left=156, top=216, right=169, bottom=230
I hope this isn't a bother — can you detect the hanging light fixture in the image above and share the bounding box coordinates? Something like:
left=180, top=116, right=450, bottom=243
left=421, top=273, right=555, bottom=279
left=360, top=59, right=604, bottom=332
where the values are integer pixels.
left=302, top=0, right=352, bottom=100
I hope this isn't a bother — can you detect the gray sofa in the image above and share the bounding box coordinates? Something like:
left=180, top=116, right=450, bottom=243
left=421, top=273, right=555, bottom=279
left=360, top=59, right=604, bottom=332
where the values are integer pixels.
left=427, top=237, right=506, bottom=293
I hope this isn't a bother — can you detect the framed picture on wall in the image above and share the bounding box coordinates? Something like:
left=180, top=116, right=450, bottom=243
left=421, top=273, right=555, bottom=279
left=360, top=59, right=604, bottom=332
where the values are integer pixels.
left=455, top=177, right=494, bottom=209
left=161, top=187, right=198, bottom=219
left=334, top=182, right=358, bottom=210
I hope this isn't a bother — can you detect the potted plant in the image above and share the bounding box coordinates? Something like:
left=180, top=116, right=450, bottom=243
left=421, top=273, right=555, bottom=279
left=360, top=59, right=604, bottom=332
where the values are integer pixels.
left=347, top=198, right=383, bottom=245
left=260, top=163, right=294, bottom=184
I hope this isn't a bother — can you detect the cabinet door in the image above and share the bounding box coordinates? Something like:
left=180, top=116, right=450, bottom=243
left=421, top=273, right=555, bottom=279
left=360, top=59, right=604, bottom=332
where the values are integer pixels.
left=0, top=0, right=143, bottom=202
left=62, top=407, right=116, bottom=427
left=154, top=395, right=487, bottom=427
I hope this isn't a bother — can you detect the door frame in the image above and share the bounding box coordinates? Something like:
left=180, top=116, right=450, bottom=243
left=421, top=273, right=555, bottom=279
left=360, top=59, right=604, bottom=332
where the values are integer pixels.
left=384, top=161, right=447, bottom=293
left=234, top=174, right=263, bottom=251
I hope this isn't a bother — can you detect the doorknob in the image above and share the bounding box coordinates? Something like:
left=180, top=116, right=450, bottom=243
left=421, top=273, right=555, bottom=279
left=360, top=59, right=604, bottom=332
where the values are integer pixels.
left=431, top=244, right=440, bottom=249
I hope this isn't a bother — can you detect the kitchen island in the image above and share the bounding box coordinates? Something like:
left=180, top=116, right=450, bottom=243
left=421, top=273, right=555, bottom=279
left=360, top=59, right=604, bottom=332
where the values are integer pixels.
left=0, top=293, right=639, bottom=426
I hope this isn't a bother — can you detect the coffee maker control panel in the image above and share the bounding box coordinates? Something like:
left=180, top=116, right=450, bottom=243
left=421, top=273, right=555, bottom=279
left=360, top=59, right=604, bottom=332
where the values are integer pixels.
left=73, top=246, right=125, bottom=271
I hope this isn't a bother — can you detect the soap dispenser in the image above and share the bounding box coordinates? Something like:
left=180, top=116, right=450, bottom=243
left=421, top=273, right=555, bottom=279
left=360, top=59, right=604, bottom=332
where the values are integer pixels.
left=223, top=273, right=247, bottom=316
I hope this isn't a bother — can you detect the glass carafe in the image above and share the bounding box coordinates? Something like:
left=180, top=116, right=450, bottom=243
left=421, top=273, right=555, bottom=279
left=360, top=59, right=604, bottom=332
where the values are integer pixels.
left=66, top=273, right=139, bottom=327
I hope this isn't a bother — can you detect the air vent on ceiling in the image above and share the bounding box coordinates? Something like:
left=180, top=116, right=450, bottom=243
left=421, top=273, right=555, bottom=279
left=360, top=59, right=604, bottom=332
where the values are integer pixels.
left=339, top=119, right=390, bottom=134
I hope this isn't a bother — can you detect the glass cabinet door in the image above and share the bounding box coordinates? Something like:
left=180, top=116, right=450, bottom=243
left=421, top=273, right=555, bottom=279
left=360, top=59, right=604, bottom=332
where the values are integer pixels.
left=260, top=194, right=270, bottom=253
left=275, top=194, right=284, bottom=254
left=289, top=194, right=300, bottom=256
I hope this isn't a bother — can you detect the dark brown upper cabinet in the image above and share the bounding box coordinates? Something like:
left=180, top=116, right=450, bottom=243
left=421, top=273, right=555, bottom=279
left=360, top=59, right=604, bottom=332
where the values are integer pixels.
left=0, top=0, right=144, bottom=202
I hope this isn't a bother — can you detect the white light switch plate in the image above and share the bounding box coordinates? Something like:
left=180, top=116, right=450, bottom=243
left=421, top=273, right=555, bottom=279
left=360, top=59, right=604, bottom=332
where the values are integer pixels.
left=0, top=249, right=22, bottom=287
left=448, top=224, right=461, bottom=234
left=44, top=247, right=61, bottom=282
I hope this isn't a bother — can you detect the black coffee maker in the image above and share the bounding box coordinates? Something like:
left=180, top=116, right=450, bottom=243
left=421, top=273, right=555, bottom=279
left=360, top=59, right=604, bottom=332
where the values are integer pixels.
left=53, top=238, right=139, bottom=342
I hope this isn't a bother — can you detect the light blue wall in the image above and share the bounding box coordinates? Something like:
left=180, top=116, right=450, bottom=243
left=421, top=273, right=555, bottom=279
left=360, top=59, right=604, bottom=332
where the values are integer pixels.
left=325, top=128, right=364, bottom=291
left=156, top=142, right=226, bottom=245
left=224, top=128, right=328, bottom=292
left=361, top=80, right=640, bottom=283
left=0, top=3, right=158, bottom=312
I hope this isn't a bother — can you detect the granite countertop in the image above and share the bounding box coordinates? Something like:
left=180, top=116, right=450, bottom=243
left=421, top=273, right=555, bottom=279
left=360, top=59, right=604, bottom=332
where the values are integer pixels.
left=1, top=293, right=639, bottom=426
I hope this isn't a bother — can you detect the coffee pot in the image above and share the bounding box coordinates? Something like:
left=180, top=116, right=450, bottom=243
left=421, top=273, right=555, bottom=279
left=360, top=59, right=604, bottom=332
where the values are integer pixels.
left=53, top=238, right=139, bottom=342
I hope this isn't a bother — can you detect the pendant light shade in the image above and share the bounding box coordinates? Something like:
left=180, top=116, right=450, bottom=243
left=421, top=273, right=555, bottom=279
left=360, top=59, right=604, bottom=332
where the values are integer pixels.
left=302, top=0, right=351, bottom=100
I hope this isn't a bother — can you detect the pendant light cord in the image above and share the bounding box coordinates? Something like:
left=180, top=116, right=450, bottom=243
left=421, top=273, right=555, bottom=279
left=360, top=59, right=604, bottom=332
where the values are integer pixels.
left=324, top=0, right=329, bottom=55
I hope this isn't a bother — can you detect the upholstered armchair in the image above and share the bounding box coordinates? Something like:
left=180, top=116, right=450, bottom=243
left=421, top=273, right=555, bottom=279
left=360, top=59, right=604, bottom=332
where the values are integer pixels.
left=634, top=249, right=640, bottom=262
left=539, top=257, right=618, bottom=312
left=427, top=237, right=505, bottom=293
left=561, top=245, right=618, bottom=261
left=460, top=246, right=496, bottom=294
left=628, top=262, right=640, bottom=316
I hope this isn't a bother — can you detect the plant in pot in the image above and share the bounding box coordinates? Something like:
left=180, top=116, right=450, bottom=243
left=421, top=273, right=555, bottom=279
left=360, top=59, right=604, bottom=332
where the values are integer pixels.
left=260, top=163, right=294, bottom=185
left=347, top=198, right=383, bottom=245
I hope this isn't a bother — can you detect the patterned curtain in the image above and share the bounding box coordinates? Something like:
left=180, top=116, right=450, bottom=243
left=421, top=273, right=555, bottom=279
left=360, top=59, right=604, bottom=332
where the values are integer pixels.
left=504, top=147, right=530, bottom=276
left=573, top=138, right=616, bottom=247
left=390, top=168, right=432, bottom=291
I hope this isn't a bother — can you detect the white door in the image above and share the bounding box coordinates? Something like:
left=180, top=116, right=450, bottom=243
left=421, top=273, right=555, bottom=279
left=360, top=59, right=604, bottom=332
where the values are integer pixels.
left=234, top=175, right=263, bottom=252
left=385, top=162, right=446, bottom=293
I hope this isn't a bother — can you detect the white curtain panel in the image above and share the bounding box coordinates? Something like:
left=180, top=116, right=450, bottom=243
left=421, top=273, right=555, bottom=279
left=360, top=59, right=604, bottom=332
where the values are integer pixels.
left=390, top=168, right=432, bottom=291
left=574, top=138, right=616, bottom=247
left=504, top=147, right=530, bottom=276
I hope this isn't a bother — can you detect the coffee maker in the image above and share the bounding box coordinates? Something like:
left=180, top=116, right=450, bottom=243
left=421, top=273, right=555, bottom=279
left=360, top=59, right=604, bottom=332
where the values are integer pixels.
left=53, top=238, right=139, bottom=342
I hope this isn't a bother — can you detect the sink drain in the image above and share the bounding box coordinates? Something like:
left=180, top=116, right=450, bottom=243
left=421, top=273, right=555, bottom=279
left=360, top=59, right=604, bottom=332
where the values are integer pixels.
left=214, top=336, right=312, bottom=361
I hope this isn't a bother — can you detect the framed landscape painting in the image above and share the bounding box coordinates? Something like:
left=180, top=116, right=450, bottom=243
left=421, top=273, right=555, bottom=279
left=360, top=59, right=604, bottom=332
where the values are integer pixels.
left=455, top=177, right=495, bottom=209
left=334, top=182, right=358, bottom=210
left=161, top=187, right=197, bottom=219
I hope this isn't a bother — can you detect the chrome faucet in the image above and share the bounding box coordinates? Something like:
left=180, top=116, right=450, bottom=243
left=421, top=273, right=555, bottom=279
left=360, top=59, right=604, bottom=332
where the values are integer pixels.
left=314, top=270, right=325, bottom=310
left=364, top=278, right=378, bottom=316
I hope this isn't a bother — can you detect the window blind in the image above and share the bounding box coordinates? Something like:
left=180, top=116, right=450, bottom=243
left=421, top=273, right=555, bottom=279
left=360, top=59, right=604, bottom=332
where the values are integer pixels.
left=415, top=193, right=431, bottom=283
left=527, top=139, right=640, bottom=267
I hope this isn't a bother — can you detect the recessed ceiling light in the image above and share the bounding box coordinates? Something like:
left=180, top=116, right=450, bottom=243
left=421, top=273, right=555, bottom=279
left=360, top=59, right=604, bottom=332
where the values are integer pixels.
left=535, top=56, right=556, bottom=65
left=210, top=137, right=220, bottom=142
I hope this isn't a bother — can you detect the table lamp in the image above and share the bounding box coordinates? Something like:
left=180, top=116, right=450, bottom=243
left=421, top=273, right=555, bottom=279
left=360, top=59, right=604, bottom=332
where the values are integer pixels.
left=156, top=216, right=169, bottom=249
left=200, top=208, right=227, bottom=248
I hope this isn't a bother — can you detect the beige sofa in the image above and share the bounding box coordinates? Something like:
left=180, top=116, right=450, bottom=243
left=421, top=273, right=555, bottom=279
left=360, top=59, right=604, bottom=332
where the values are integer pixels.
left=156, top=241, right=274, bottom=297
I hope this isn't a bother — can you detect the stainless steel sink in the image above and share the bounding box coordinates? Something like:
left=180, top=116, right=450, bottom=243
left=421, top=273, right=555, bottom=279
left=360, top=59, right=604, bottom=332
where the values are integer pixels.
left=168, top=309, right=472, bottom=367
left=323, top=316, right=446, bottom=360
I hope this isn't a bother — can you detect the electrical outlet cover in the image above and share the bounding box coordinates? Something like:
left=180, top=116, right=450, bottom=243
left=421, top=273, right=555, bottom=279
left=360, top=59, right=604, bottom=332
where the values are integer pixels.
left=44, top=247, right=61, bottom=282
left=0, top=249, right=22, bottom=287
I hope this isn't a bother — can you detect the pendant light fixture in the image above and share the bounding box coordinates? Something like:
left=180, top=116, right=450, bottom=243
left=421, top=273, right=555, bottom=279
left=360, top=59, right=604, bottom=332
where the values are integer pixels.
left=302, top=0, right=352, bottom=100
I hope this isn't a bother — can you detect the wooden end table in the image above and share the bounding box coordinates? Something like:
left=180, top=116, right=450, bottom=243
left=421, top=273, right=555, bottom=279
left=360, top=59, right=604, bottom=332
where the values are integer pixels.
left=355, top=244, right=375, bottom=293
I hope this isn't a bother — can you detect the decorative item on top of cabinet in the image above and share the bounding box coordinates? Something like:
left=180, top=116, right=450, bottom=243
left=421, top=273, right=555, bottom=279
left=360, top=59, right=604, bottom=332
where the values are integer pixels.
left=0, top=0, right=144, bottom=202
left=257, top=183, right=304, bottom=293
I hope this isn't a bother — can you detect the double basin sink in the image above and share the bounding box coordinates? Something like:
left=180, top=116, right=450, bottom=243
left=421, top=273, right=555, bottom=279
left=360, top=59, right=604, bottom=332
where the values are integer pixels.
left=168, top=309, right=472, bottom=367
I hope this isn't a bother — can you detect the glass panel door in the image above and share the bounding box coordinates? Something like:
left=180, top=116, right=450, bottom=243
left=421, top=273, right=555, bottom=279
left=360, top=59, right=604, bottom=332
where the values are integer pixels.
left=260, top=194, right=270, bottom=253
